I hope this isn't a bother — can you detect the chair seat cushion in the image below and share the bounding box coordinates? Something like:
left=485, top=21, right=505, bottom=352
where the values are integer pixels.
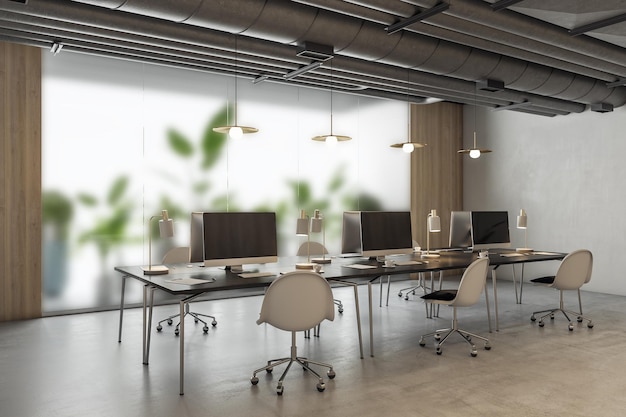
left=531, top=276, right=555, bottom=284
left=421, top=289, right=457, bottom=301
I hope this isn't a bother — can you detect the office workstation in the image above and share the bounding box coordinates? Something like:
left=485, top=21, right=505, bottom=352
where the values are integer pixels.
left=3, top=1, right=626, bottom=415
left=116, top=209, right=568, bottom=395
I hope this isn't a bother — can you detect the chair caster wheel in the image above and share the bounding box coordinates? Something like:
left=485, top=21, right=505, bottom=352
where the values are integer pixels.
left=277, top=384, right=284, bottom=395
left=398, top=292, right=403, bottom=297
left=250, top=376, right=259, bottom=385
left=588, top=322, right=594, bottom=328
left=338, top=308, right=344, bottom=314
left=212, top=320, right=217, bottom=326
left=577, top=316, right=583, bottom=322
left=404, top=295, right=409, bottom=300
left=174, top=329, right=180, bottom=336
left=327, top=369, right=336, bottom=379
left=194, top=318, right=199, bottom=323
left=530, top=315, right=536, bottom=322
left=550, top=314, right=555, bottom=320
left=203, top=326, right=209, bottom=333
left=484, top=344, right=491, bottom=351
left=538, top=321, right=544, bottom=327
left=471, top=350, right=478, bottom=357
left=316, top=382, right=325, bottom=392
left=434, top=333, right=441, bottom=341
left=156, top=325, right=162, bottom=332
left=167, top=319, right=173, bottom=325
left=419, top=338, right=426, bottom=347
left=266, top=367, right=273, bottom=374
left=568, top=323, right=574, bottom=331
left=436, top=346, right=442, bottom=355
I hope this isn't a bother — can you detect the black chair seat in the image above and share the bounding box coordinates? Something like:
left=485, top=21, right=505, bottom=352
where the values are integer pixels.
left=530, top=276, right=555, bottom=284
left=421, top=289, right=457, bottom=301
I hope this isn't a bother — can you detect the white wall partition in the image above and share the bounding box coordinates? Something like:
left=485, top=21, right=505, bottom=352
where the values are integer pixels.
left=463, top=105, right=626, bottom=295
left=42, top=52, right=410, bottom=312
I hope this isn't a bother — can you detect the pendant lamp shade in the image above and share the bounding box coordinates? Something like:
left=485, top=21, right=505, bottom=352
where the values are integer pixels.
left=213, top=35, right=258, bottom=138
left=391, top=71, right=426, bottom=153
left=459, top=82, right=492, bottom=158
left=312, top=60, right=351, bottom=143
left=458, top=132, right=492, bottom=158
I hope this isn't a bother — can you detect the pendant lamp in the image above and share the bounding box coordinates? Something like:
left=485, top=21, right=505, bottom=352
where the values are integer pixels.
left=391, top=70, right=426, bottom=153
left=312, top=60, right=351, bottom=144
left=458, top=82, right=491, bottom=158
left=213, top=35, right=258, bottom=138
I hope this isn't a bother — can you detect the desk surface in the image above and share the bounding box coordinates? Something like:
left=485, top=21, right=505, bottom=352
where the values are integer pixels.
left=115, top=249, right=565, bottom=295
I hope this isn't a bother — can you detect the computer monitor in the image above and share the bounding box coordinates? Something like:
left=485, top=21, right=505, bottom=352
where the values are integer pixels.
left=202, top=212, right=278, bottom=272
left=360, top=211, right=413, bottom=259
left=470, top=211, right=511, bottom=250
left=449, top=211, right=472, bottom=249
left=341, top=211, right=363, bottom=256
left=189, top=212, right=205, bottom=263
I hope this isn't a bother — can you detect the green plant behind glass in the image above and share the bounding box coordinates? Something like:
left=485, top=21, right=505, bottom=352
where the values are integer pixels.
left=162, top=104, right=234, bottom=213
left=42, top=190, right=74, bottom=240
left=76, top=175, right=138, bottom=269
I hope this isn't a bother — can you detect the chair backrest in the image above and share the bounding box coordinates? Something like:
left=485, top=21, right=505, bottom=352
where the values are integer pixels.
left=452, top=257, right=489, bottom=307
left=162, top=246, right=191, bottom=264
left=257, top=271, right=335, bottom=332
left=296, top=241, right=329, bottom=256
left=552, top=249, right=593, bottom=291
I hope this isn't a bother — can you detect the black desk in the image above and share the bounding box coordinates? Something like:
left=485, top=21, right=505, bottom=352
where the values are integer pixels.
left=115, top=250, right=564, bottom=394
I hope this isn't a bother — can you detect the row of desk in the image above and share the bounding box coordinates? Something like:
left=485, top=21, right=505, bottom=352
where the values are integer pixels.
left=115, top=248, right=565, bottom=395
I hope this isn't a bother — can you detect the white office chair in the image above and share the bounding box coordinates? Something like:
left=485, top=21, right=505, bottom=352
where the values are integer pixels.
left=155, top=247, right=217, bottom=335
left=297, top=242, right=343, bottom=314
left=530, top=249, right=594, bottom=331
left=419, top=257, right=491, bottom=357
left=250, top=271, right=336, bottom=395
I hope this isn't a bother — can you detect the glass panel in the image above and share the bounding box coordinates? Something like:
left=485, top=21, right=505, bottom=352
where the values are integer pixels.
left=42, top=52, right=409, bottom=314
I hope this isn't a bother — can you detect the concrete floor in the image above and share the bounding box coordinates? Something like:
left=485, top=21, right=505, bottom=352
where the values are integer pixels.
left=1, top=278, right=625, bottom=417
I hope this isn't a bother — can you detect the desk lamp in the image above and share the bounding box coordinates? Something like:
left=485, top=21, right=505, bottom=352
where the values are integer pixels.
left=142, top=210, right=174, bottom=275
left=421, top=209, right=441, bottom=259
left=516, top=209, right=532, bottom=253
left=311, top=209, right=331, bottom=264
left=295, top=210, right=315, bottom=270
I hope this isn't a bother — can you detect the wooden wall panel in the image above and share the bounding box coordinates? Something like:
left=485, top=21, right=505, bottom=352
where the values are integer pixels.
left=0, top=41, right=42, bottom=321
left=410, top=102, right=463, bottom=250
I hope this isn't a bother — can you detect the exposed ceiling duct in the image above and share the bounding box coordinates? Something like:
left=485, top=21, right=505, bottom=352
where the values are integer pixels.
left=1, top=0, right=626, bottom=117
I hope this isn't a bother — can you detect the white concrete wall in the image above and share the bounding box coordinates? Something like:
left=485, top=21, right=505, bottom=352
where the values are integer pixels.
left=463, top=104, right=626, bottom=295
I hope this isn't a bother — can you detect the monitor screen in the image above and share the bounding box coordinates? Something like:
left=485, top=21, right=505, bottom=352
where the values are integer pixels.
left=341, top=211, right=363, bottom=255
left=449, top=211, right=472, bottom=249
left=470, top=211, right=511, bottom=250
left=360, top=211, right=413, bottom=258
left=202, top=212, right=278, bottom=271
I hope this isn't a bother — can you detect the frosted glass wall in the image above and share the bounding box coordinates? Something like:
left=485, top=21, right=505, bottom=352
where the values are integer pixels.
left=41, top=52, right=410, bottom=313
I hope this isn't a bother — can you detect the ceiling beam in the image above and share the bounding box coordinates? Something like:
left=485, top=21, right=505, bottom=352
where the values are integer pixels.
left=490, top=0, right=525, bottom=12
left=569, top=13, right=626, bottom=36
left=385, top=2, right=449, bottom=35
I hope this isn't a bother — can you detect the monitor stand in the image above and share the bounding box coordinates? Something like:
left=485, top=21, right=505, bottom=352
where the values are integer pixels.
left=226, top=265, right=244, bottom=273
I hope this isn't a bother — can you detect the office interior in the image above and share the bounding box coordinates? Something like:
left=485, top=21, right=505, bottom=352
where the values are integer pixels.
left=2, top=0, right=626, bottom=415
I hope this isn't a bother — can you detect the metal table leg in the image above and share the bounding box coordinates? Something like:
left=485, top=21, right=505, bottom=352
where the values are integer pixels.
left=144, top=287, right=155, bottom=364
left=180, top=297, right=185, bottom=395
left=118, top=274, right=129, bottom=343
left=329, top=280, right=364, bottom=359
left=492, top=267, right=500, bottom=331
left=368, top=282, right=374, bottom=357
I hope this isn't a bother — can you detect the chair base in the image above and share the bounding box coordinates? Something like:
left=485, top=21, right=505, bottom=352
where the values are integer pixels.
left=156, top=303, right=217, bottom=336
left=531, top=308, right=594, bottom=331
left=420, top=327, right=491, bottom=357
left=250, top=333, right=335, bottom=395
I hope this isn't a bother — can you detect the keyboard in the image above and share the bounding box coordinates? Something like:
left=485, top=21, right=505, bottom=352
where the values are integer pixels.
left=238, top=272, right=275, bottom=279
